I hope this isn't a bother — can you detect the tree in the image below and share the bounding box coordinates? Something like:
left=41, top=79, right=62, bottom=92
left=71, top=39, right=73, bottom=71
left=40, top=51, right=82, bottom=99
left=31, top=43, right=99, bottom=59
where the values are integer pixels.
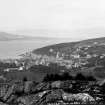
left=23, top=76, right=28, bottom=82
left=43, top=74, right=51, bottom=82
left=61, top=72, right=73, bottom=80
left=86, top=76, right=96, bottom=81
left=43, top=72, right=74, bottom=82
left=75, top=73, right=86, bottom=81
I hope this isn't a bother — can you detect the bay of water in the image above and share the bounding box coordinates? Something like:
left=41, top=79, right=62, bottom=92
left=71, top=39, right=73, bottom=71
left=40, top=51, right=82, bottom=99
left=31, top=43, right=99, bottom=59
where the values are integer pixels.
left=0, top=39, right=71, bottom=59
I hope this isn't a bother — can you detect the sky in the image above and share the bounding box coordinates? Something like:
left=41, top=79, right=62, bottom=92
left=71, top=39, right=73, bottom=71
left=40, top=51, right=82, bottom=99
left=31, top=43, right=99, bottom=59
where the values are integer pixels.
left=0, top=0, right=105, bottom=39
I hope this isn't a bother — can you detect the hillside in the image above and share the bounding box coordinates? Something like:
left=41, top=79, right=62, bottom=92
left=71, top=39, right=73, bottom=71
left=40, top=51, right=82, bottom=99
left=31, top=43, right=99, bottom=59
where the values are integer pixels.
left=0, top=80, right=104, bottom=105
left=20, top=37, right=105, bottom=80
left=33, top=37, right=105, bottom=55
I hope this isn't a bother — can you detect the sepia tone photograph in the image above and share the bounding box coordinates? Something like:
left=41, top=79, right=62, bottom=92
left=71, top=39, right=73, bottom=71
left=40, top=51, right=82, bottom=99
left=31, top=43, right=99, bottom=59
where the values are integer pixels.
left=0, top=0, right=105, bottom=105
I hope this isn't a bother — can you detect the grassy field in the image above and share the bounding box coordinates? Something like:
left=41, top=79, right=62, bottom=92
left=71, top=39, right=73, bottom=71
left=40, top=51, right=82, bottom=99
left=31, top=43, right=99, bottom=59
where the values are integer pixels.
left=3, top=70, right=45, bottom=82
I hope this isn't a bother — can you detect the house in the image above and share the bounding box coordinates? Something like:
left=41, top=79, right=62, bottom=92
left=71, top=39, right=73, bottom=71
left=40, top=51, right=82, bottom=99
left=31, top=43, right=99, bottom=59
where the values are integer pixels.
left=0, top=75, right=6, bottom=81
left=73, top=54, right=80, bottom=59
left=94, top=42, right=98, bottom=45
left=49, top=48, right=54, bottom=53
left=18, top=66, right=24, bottom=71
left=86, top=54, right=92, bottom=58
left=4, top=68, right=19, bottom=72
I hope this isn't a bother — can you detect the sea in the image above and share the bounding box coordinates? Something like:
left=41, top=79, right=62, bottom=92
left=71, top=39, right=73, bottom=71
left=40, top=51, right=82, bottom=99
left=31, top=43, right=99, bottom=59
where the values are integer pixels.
left=0, top=38, right=73, bottom=59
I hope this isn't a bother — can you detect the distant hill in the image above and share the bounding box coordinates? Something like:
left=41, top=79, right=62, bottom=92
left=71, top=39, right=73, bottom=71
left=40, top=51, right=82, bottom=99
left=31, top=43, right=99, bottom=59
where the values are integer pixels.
left=0, top=32, right=26, bottom=41
left=0, top=32, right=53, bottom=41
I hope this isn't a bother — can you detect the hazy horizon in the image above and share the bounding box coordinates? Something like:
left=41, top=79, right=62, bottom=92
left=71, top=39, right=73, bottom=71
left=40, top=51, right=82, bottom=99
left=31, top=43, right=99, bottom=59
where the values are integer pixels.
left=6, top=27, right=105, bottom=41
left=0, top=0, right=105, bottom=40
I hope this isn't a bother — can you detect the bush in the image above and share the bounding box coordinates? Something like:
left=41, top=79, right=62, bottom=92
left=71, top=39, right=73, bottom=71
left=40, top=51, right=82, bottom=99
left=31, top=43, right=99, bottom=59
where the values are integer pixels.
left=23, top=76, right=28, bottom=82
left=74, top=73, right=86, bottom=81
left=43, top=72, right=96, bottom=82
left=86, top=75, right=96, bottom=81
left=43, top=72, right=74, bottom=82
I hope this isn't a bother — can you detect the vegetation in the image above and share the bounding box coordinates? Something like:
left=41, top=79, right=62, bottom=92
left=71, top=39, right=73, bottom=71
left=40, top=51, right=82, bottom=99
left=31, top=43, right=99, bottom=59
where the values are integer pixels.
left=43, top=72, right=96, bottom=82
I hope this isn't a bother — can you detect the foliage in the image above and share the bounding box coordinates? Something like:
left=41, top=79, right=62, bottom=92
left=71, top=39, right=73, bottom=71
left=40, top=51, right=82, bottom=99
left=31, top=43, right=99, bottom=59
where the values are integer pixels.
left=43, top=72, right=96, bottom=82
